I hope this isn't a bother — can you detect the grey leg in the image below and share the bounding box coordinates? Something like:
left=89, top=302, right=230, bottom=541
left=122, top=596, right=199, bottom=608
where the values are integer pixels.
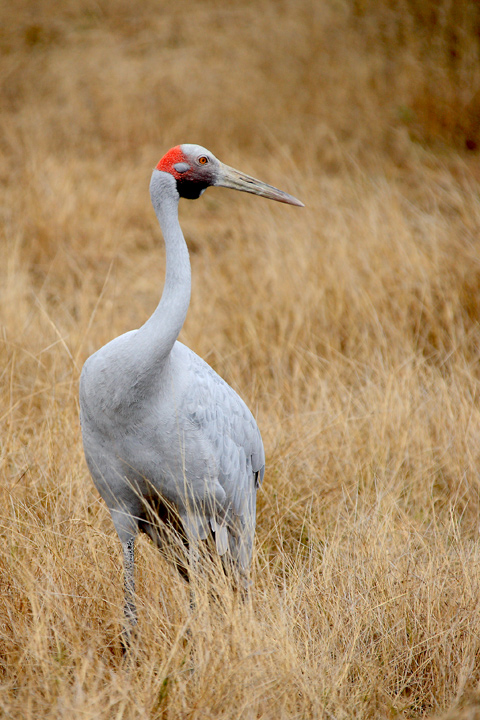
left=122, top=537, right=137, bottom=646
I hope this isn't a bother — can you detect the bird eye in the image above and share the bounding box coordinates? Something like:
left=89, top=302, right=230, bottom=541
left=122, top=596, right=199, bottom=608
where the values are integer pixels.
left=198, top=156, right=209, bottom=165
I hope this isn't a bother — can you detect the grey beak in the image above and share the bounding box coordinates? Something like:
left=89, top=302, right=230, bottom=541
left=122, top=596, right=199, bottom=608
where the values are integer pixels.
left=214, top=163, right=304, bottom=207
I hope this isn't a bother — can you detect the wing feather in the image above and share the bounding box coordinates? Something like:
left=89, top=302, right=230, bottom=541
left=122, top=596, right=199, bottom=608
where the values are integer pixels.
left=180, top=343, right=264, bottom=569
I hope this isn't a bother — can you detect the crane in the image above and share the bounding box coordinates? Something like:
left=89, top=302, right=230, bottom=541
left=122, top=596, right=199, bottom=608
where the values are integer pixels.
left=79, top=144, right=303, bottom=638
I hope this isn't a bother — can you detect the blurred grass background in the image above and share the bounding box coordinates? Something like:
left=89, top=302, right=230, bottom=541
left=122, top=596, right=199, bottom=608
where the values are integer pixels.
left=2, top=1, right=480, bottom=718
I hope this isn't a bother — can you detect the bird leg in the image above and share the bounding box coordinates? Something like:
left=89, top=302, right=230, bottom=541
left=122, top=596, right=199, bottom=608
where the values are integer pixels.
left=122, top=537, right=137, bottom=648
left=187, top=540, right=199, bottom=612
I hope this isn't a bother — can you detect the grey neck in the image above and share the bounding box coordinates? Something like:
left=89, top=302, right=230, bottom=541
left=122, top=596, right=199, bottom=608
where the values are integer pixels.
left=135, top=170, right=191, bottom=372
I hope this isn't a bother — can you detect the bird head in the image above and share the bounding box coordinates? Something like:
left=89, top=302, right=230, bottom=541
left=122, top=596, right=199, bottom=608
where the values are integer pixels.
left=155, top=144, right=304, bottom=206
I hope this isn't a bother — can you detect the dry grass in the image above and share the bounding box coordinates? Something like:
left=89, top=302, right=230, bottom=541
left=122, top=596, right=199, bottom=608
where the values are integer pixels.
left=2, top=0, right=480, bottom=717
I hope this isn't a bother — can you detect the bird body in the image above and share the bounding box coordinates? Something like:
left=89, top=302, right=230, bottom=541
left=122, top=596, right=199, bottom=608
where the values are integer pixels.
left=81, top=336, right=264, bottom=560
left=79, top=144, right=302, bottom=634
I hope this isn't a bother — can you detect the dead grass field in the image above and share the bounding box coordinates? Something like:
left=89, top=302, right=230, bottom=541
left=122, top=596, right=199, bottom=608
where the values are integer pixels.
left=2, top=0, right=480, bottom=717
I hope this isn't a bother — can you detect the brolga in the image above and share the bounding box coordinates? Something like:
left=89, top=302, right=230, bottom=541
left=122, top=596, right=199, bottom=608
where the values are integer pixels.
left=79, top=144, right=303, bottom=638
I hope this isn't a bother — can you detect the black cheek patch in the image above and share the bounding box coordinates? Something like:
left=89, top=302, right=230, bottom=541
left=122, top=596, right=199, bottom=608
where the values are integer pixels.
left=176, top=178, right=209, bottom=200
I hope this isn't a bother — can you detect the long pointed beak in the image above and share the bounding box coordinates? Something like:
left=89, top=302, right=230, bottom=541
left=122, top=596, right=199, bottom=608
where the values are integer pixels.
left=214, top=163, right=304, bottom=207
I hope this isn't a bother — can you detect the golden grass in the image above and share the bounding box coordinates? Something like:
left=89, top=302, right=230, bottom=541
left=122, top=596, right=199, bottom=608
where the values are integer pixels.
left=2, top=0, right=480, bottom=717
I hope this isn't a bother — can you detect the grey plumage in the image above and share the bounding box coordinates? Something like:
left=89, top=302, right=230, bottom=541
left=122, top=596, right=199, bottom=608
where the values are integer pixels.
left=79, top=144, right=303, bottom=636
